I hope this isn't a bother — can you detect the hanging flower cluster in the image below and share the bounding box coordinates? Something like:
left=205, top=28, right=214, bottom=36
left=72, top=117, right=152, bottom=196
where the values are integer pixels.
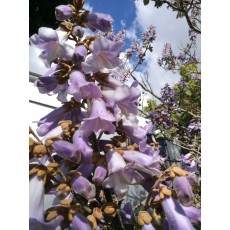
left=29, top=0, right=200, bottom=229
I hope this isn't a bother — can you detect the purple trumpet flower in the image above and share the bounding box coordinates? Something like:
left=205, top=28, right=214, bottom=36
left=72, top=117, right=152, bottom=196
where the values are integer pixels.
left=102, top=79, right=141, bottom=117
left=103, top=149, right=144, bottom=200
left=34, top=64, right=69, bottom=102
left=182, top=153, right=198, bottom=173
left=68, top=70, right=102, bottom=101
left=52, top=130, right=93, bottom=164
left=181, top=205, right=201, bottom=225
left=142, top=224, right=157, bottom=230
left=30, top=27, right=74, bottom=68
left=36, top=105, right=86, bottom=137
left=73, top=130, right=94, bottom=163
left=71, top=175, right=96, bottom=200
left=81, top=36, right=124, bottom=74
left=29, top=175, right=63, bottom=229
left=173, top=176, right=195, bottom=206
left=122, top=150, right=161, bottom=177
left=92, top=165, right=107, bottom=185
left=121, top=113, right=148, bottom=144
left=139, top=122, right=160, bottom=156
left=52, top=140, right=81, bottom=163
left=84, top=12, right=113, bottom=32
left=161, top=196, right=195, bottom=230
left=55, top=5, right=73, bottom=21
left=79, top=98, right=116, bottom=136
left=36, top=106, right=66, bottom=137
left=72, top=45, right=88, bottom=66
left=72, top=212, right=92, bottom=230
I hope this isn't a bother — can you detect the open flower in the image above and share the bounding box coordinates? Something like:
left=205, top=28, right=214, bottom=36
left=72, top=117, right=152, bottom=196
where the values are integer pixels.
left=122, top=150, right=161, bottom=177
left=68, top=70, right=102, bottom=101
left=52, top=130, right=93, bottom=164
left=34, top=64, right=69, bottom=102
left=36, top=105, right=85, bottom=137
left=79, top=98, right=116, bottom=136
left=81, top=36, right=124, bottom=74
left=120, top=113, right=148, bottom=145
left=29, top=174, right=63, bottom=229
left=30, top=27, right=74, bottom=68
left=102, top=77, right=141, bottom=117
left=161, top=196, right=195, bottom=230
left=181, top=205, right=201, bottom=225
left=103, top=148, right=144, bottom=200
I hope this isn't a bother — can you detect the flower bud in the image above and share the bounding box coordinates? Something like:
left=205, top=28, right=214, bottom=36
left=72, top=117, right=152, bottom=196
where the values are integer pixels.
left=72, top=26, right=84, bottom=38
left=84, top=12, right=113, bottom=32
left=55, top=5, right=73, bottom=21
left=173, top=176, right=194, bottom=206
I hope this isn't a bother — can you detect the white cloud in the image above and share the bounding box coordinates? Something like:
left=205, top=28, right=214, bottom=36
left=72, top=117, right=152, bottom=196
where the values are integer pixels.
left=125, top=22, right=138, bottom=41
left=84, top=3, right=93, bottom=12
left=120, top=19, right=126, bottom=28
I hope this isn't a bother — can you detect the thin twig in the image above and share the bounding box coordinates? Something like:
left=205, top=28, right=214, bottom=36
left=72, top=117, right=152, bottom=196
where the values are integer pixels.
left=142, top=177, right=166, bottom=211
left=130, top=72, right=162, bottom=101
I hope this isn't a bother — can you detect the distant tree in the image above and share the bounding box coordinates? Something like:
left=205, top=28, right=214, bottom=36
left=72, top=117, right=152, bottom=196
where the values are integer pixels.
left=136, top=0, right=201, bottom=34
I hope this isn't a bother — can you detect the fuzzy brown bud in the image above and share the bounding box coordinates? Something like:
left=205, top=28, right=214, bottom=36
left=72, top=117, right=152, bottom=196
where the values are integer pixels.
left=138, top=211, right=152, bottom=226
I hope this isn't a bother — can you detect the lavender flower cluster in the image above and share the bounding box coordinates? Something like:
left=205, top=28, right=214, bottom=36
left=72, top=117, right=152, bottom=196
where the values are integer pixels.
left=158, top=32, right=200, bottom=72
left=125, top=25, right=156, bottom=63
left=29, top=1, right=201, bottom=229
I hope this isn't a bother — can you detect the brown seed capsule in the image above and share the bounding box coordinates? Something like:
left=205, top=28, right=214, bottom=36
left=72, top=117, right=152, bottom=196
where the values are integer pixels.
left=68, top=212, right=73, bottom=221
left=45, top=139, right=53, bottom=146
left=48, top=162, right=59, bottom=168
left=138, top=211, right=152, bottom=226
left=104, top=206, right=116, bottom=216
left=93, top=207, right=103, bottom=220
left=172, top=166, right=188, bottom=176
left=161, top=186, right=172, bottom=196
left=29, top=167, right=39, bottom=176
left=46, top=210, right=59, bottom=221
left=37, top=169, right=46, bottom=177
left=33, top=144, right=47, bottom=157
left=29, top=137, right=35, bottom=147
left=102, top=203, right=117, bottom=217
left=60, top=199, right=72, bottom=207
left=169, top=170, right=176, bottom=178
left=87, top=215, right=97, bottom=229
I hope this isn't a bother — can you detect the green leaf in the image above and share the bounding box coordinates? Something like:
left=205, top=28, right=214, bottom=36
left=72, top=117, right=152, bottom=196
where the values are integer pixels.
left=144, top=0, right=150, bottom=5
left=185, top=89, right=192, bottom=96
